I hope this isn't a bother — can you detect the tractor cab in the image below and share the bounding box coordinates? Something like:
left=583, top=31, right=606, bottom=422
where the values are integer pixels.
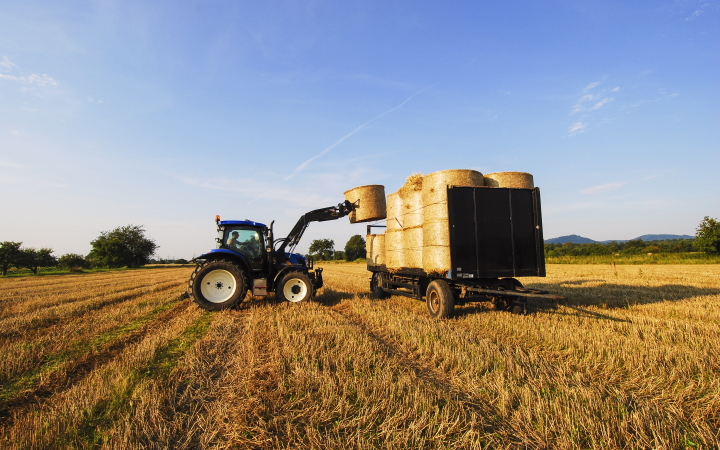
left=214, top=220, right=267, bottom=271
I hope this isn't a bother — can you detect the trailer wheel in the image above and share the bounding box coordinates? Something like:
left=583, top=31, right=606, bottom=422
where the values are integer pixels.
left=277, top=271, right=314, bottom=303
left=370, top=272, right=390, bottom=299
left=426, top=280, right=455, bottom=319
left=189, top=259, right=247, bottom=311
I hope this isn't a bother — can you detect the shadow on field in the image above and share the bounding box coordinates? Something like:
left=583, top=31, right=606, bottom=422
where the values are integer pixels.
left=314, top=288, right=370, bottom=307
left=524, top=281, right=720, bottom=312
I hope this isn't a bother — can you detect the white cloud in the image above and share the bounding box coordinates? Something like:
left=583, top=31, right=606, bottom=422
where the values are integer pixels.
left=581, top=181, right=627, bottom=195
left=686, top=9, right=703, bottom=20
left=583, top=81, right=602, bottom=91
left=611, top=87, right=620, bottom=92
left=0, top=56, right=16, bottom=71
left=0, top=72, right=59, bottom=86
left=589, top=97, right=613, bottom=110
left=568, top=122, right=587, bottom=135
left=0, top=57, right=59, bottom=87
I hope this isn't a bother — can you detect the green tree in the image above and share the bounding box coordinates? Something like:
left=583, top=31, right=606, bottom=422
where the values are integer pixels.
left=87, top=225, right=158, bottom=268
left=58, top=253, right=89, bottom=270
left=333, top=251, right=346, bottom=261
left=308, top=239, right=334, bottom=260
left=344, top=234, right=366, bottom=261
left=695, top=216, right=720, bottom=255
left=19, top=248, right=57, bottom=274
left=623, top=239, right=645, bottom=254
left=0, top=241, right=22, bottom=276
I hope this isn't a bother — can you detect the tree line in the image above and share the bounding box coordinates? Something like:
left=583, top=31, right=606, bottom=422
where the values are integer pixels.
left=307, top=235, right=366, bottom=261
left=0, top=225, right=158, bottom=275
left=547, top=216, right=720, bottom=257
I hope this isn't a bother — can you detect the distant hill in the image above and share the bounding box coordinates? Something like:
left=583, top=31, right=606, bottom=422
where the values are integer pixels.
left=545, top=235, right=597, bottom=244
left=546, top=234, right=693, bottom=244
left=632, top=234, right=693, bottom=241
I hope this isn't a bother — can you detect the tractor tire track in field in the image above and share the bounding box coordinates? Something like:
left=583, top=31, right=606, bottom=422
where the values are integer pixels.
left=68, top=309, right=218, bottom=448
left=0, top=295, right=191, bottom=424
left=0, top=278, right=183, bottom=324
left=328, top=302, right=502, bottom=434
left=0, top=280, right=183, bottom=340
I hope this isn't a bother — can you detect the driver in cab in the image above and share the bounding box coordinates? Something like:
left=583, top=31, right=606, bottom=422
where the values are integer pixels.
left=227, top=231, right=243, bottom=250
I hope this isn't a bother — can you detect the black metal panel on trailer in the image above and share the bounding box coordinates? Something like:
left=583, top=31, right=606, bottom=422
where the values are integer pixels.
left=447, top=186, right=545, bottom=279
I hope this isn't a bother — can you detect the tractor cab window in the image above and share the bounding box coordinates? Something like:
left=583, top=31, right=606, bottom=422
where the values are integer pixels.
left=224, top=227, right=264, bottom=269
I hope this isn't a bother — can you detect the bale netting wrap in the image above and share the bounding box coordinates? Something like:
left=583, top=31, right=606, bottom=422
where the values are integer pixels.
left=483, top=172, right=534, bottom=189
left=385, top=229, right=405, bottom=269
left=344, top=184, right=387, bottom=224
left=421, top=169, right=484, bottom=275
left=386, top=192, right=403, bottom=231
left=366, top=234, right=385, bottom=267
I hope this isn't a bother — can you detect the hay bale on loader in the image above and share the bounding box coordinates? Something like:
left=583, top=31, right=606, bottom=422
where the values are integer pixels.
left=344, top=185, right=387, bottom=223
left=422, top=169, right=484, bottom=275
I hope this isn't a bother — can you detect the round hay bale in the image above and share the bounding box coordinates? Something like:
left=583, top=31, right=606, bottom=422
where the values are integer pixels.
left=421, top=170, right=483, bottom=274
left=403, top=226, right=423, bottom=268
left=422, top=220, right=450, bottom=247
left=422, top=169, right=484, bottom=207
left=483, top=172, right=534, bottom=189
left=386, top=192, right=404, bottom=231
left=385, top=229, right=405, bottom=269
left=344, top=185, right=387, bottom=223
left=398, top=173, right=423, bottom=200
left=402, top=188, right=424, bottom=229
left=366, top=234, right=385, bottom=267
left=423, top=246, right=451, bottom=276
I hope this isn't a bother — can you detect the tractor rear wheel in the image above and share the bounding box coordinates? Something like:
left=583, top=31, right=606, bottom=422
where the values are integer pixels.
left=189, top=259, right=248, bottom=311
left=277, top=271, right=314, bottom=302
left=426, top=279, right=455, bottom=319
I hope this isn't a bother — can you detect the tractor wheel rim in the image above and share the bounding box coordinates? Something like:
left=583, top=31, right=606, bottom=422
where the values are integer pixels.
left=200, top=269, right=237, bottom=303
left=284, top=278, right=308, bottom=302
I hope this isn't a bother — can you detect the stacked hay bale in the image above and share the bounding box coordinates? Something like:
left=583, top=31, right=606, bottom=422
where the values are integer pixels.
left=483, top=172, right=534, bottom=189
left=384, top=192, right=405, bottom=269
left=343, top=185, right=387, bottom=223
left=398, top=174, right=424, bottom=268
left=366, top=234, right=385, bottom=267
left=422, top=169, right=485, bottom=275
left=347, top=170, right=533, bottom=274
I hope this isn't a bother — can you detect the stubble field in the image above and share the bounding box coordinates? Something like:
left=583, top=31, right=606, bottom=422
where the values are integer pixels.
left=0, top=263, right=718, bottom=449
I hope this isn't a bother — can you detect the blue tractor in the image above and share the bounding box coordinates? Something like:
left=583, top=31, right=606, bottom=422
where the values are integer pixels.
left=188, top=200, right=355, bottom=310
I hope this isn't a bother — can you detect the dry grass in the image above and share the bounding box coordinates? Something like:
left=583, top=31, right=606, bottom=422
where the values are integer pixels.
left=1, top=263, right=718, bottom=449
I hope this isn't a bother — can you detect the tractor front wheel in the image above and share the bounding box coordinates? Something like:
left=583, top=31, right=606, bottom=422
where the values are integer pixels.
left=189, top=260, right=248, bottom=311
left=277, top=271, right=314, bottom=302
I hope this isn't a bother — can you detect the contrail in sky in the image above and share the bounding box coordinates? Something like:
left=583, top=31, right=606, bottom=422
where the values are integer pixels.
left=248, top=86, right=430, bottom=204
left=284, top=86, right=430, bottom=181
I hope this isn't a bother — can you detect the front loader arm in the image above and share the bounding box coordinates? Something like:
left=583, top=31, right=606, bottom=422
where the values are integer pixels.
left=276, top=200, right=355, bottom=254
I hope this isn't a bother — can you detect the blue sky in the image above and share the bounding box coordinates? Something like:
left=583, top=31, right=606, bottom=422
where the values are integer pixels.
left=1, top=0, right=718, bottom=259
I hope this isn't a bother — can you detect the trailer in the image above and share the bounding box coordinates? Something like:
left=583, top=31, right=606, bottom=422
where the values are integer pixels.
left=367, top=185, right=563, bottom=318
